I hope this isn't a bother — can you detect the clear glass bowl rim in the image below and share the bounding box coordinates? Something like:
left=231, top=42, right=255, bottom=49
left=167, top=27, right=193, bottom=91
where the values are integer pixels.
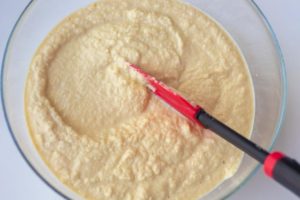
left=1, top=0, right=287, bottom=199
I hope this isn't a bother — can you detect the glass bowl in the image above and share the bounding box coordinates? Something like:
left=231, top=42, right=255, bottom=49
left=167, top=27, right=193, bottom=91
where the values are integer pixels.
left=1, top=0, right=286, bottom=199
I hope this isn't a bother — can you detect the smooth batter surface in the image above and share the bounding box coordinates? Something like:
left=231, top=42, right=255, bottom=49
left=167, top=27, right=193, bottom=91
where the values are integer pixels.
left=25, top=0, right=254, bottom=199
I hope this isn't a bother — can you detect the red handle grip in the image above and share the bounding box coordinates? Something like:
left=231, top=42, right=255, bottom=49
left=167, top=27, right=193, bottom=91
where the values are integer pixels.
left=264, top=152, right=300, bottom=196
left=264, top=152, right=285, bottom=177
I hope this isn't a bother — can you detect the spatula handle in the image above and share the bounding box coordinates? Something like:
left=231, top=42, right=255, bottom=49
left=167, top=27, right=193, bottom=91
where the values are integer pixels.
left=196, top=109, right=300, bottom=197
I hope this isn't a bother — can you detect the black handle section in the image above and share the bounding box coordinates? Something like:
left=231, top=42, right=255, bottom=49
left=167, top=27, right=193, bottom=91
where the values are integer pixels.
left=272, top=156, right=300, bottom=196
left=197, top=109, right=300, bottom=197
left=196, top=109, right=268, bottom=163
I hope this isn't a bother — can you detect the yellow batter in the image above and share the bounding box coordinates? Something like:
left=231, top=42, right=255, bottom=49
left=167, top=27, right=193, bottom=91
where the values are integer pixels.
left=25, top=0, right=254, bottom=199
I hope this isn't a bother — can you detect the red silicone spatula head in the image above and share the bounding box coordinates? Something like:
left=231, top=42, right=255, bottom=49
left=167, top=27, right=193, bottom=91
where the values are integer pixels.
left=128, top=63, right=201, bottom=123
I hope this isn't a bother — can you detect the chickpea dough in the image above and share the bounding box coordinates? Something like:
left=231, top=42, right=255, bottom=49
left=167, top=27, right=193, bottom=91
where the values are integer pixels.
left=25, top=0, right=254, bottom=199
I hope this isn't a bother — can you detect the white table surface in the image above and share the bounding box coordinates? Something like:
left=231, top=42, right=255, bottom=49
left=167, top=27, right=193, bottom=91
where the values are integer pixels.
left=1, top=0, right=299, bottom=199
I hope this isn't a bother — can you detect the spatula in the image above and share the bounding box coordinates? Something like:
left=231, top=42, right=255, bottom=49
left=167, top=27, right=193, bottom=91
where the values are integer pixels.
left=128, top=63, right=300, bottom=197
